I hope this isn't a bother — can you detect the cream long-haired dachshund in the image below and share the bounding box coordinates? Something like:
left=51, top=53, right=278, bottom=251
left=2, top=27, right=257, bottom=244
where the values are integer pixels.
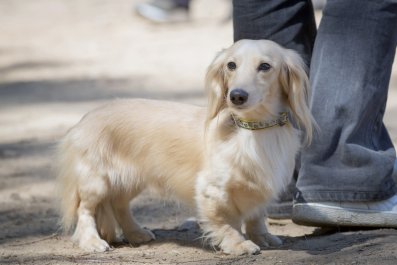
left=58, top=39, right=314, bottom=255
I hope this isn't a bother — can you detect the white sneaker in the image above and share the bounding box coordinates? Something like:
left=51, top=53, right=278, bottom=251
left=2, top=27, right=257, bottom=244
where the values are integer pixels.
left=293, top=194, right=397, bottom=227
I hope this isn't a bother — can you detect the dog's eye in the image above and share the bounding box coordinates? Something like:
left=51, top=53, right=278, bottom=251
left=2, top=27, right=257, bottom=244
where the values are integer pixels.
left=258, top=63, right=271, bottom=72
left=227, top=62, right=237, bottom=71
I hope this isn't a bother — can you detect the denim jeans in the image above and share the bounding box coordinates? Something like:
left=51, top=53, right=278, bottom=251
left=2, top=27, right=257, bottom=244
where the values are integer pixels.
left=233, top=0, right=397, bottom=202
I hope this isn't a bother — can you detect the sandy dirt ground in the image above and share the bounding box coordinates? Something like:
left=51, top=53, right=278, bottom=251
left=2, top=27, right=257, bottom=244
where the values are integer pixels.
left=1, top=1, right=397, bottom=264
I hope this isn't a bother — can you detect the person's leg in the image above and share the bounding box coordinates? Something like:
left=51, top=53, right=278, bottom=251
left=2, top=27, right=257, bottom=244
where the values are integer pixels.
left=294, top=0, right=397, bottom=227
left=233, top=0, right=317, bottom=66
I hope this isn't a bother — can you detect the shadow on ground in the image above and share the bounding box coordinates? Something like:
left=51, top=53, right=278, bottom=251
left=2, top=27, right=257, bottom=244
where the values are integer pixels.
left=0, top=77, right=203, bottom=107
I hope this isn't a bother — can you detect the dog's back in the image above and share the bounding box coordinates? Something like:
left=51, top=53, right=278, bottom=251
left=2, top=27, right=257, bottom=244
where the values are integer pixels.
left=57, top=99, right=206, bottom=239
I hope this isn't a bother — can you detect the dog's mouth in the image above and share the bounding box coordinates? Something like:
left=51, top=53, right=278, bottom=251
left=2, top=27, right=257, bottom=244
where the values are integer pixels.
left=228, top=97, right=270, bottom=123
left=228, top=98, right=263, bottom=112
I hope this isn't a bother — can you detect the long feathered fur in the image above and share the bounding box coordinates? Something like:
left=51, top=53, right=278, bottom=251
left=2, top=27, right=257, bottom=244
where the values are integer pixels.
left=57, top=39, right=315, bottom=255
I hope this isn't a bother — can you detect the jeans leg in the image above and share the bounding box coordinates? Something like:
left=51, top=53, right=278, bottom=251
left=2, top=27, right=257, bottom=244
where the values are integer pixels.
left=232, top=0, right=317, bottom=66
left=233, top=0, right=316, bottom=203
left=297, top=0, right=397, bottom=202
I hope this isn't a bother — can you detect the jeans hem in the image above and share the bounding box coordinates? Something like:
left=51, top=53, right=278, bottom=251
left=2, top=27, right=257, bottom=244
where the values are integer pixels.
left=296, top=185, right=397, bottom=203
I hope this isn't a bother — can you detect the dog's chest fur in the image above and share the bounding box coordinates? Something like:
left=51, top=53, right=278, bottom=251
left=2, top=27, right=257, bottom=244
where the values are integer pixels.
left=203, top=124, right=299, bottom=215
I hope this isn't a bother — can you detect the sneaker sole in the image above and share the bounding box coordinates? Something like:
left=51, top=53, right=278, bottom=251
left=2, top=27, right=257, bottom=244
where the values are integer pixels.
left=292, top=202, right=397, bottom=228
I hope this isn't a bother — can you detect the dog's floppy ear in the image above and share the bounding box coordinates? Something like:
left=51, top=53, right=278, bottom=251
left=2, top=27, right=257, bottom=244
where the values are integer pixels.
left=280, top=49, right=316, bottom=144
left=205, top=49, right=228, bottom=122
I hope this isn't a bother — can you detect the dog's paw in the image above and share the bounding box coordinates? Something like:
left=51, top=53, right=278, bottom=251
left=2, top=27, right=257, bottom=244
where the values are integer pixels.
left=247, top=232, right=282, bottom=248
left=125, top=228, right=156, bottom=245
left=79, top=237, right=111, bottom=252
left=221, top=240, right=261, bottom=255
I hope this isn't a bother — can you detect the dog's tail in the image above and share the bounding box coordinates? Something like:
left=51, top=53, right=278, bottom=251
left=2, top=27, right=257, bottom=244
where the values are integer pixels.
left=56, top=138, right=80, bottom=233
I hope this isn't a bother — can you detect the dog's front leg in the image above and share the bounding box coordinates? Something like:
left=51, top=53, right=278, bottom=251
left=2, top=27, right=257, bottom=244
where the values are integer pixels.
left=245, top=208, right=282, bottom=248
left=196, top=179, right=260, bottom=255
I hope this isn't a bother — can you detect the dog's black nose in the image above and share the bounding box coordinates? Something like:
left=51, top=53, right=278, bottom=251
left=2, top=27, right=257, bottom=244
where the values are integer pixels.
left=230, top=89, right=249, bottom=105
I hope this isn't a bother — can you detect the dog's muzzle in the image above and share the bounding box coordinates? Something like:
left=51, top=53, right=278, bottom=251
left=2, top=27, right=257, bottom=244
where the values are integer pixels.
left=230, top=89, right=248, bottom=105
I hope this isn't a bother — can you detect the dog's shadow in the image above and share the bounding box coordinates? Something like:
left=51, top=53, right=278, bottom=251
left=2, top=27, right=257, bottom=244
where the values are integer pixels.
left=112, top=219, right=214, bottom=251
left=151, top=219, right=206, bottom=248
left=112, top=220, right=395, bottom=256
left=277, top=226, right=392, bottom=256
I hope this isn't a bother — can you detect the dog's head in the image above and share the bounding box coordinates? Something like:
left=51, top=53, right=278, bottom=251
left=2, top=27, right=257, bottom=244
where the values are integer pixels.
left=205, top=39, right=315, bottom=144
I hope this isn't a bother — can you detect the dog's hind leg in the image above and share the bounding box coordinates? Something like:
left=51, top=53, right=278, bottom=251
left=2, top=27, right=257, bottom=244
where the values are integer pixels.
left=72, top=172, right=110, bottom=252
left=245, top=207, right=282, bottom=248
left=111, top=194, right=155, bottom=245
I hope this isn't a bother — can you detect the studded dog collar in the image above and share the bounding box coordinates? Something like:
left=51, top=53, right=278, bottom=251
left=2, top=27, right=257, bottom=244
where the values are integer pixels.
left=232, top=112, right=289, bottom=130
